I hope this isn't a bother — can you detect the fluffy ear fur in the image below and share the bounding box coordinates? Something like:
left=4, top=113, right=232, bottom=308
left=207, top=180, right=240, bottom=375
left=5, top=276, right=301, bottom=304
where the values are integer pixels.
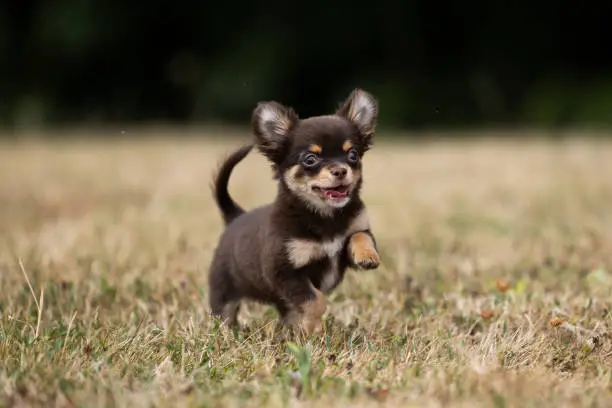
left=336, top=89, right=378, bottom=149
left=252, top=101, right=298, bottom=165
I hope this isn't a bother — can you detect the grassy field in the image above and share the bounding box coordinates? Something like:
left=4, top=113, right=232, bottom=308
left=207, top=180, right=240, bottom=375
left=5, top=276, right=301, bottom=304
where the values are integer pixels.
left=1, top=129, right=612, bottom=407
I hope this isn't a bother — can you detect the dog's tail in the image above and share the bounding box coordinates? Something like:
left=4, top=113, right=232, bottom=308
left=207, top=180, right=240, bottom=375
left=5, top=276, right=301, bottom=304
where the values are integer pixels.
left=212, top=144, right=253, bottom=225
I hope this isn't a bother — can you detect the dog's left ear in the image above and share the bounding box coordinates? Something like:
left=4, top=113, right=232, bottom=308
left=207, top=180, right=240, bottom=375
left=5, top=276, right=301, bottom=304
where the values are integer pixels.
left=252, top=101, right=298, bottom=165
left=336, top=88, right=378, bottom=149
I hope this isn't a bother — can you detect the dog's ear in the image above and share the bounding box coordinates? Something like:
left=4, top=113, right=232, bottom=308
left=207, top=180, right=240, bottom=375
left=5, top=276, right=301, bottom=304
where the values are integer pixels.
left=336, top=89, right=378, bottom=149
left=252, top=101, right=298, bottom=164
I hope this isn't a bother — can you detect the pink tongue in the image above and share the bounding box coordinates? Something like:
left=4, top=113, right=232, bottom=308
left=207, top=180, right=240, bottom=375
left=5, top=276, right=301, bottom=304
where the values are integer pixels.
left=325, top=189, right=346, bottom=199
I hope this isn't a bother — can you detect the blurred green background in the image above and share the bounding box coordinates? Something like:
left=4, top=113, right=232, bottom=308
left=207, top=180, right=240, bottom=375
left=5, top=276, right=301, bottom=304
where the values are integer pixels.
left=2, top=1, right=612, bottom=133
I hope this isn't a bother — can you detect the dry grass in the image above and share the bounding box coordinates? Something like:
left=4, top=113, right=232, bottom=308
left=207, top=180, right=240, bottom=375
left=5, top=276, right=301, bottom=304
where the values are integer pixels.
left=1, top=129, right=612, bottom=408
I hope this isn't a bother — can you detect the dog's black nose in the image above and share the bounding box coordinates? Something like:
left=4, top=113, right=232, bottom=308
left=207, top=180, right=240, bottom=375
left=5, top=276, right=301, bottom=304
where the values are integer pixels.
left=330, top=167, right=347, bottom=179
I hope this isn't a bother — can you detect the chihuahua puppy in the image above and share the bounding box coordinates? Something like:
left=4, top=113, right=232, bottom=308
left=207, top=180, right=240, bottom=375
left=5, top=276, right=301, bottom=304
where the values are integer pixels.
left=208, top=89, right=381, bottom=334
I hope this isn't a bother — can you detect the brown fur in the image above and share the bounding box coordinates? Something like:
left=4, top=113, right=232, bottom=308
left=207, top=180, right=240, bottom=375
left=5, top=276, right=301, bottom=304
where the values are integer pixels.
left=349, top=232, right=380, bottom=268
left=301, top=285, right=326, bottom=334
left=208, top=89, right=381, bottom=334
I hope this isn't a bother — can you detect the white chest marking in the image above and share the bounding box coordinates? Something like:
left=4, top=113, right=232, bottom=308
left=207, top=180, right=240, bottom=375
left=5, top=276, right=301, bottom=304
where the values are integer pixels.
left=284, top=208, right=372, bottom=270
left=286, top=236, right=344, bottom=269
left=321, top=237, right=344, bottom=258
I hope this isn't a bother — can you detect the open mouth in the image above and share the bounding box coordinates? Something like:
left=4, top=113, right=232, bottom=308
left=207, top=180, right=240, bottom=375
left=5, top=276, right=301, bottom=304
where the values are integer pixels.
left=312, top=184, right=350, bottom=201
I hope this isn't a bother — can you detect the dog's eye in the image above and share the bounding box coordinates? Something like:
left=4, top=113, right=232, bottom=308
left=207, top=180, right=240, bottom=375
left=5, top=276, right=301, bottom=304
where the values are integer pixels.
left=347, top=149, right=359, bottom=164
left=302, top=153, right=320, bottom=167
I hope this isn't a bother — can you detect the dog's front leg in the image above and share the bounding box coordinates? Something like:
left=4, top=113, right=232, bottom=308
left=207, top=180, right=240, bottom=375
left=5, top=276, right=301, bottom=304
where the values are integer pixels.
left=279, top=278, right=326, bottom=335
left=348, top=231, right=381, bottom=269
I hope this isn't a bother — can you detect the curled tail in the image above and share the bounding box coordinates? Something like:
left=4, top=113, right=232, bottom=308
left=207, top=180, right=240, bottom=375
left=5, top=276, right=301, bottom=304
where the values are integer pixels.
left=212, top=144, right=253, bottom=225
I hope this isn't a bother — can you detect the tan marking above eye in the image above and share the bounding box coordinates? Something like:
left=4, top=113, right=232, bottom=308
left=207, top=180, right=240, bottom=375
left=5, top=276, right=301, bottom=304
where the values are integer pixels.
left=342, top=141, right=353, bottom=152
left=309, top=144, right=322, bottom=154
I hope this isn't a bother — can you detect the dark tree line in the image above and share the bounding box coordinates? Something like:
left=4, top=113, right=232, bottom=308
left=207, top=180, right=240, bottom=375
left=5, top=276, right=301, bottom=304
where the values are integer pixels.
left=2, top=0, right=612, bottom=131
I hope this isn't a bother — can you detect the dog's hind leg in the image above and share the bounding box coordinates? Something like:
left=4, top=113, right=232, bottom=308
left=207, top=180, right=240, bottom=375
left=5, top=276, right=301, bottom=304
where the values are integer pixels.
left=210, top=292, right=241, bottom=327
left=208, top=262, right=241, bottom=327
left=220, top=300, right=241, bottom=326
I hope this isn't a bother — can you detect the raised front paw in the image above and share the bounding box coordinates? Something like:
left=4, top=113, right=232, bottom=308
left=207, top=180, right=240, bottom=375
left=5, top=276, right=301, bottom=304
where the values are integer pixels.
left=350, top=232, right=381, bottom=270
left=353, top=247, right=381, bottom=269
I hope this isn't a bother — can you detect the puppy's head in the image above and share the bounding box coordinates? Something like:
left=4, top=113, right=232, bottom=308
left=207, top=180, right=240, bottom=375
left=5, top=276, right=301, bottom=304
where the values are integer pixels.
left=252, top=89, right=378, bottom=215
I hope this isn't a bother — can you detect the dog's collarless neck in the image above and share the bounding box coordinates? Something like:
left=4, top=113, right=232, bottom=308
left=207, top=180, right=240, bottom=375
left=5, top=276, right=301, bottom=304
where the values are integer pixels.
left=273, top=189, right=363, bottom=238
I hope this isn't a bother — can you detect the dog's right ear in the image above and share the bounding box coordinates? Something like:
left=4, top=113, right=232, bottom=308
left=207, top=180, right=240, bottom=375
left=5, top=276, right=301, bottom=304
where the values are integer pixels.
left=252, top=101, right=298, bottom=164
left=336, top=89, right=378, bottom=151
